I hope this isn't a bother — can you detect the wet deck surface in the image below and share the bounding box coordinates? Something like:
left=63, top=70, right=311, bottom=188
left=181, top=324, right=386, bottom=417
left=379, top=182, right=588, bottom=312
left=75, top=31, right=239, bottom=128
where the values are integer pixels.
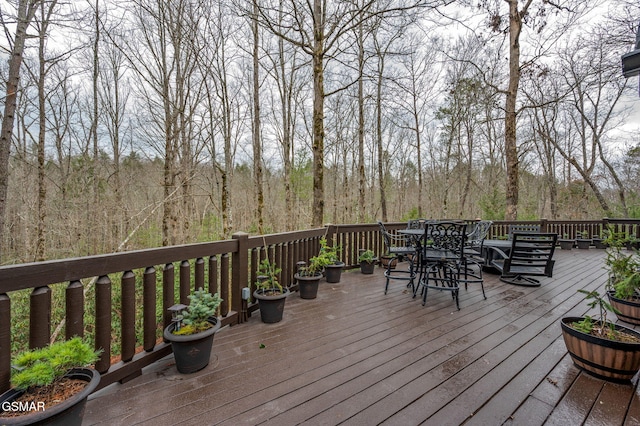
left=83, top=248, right=640, bottom=425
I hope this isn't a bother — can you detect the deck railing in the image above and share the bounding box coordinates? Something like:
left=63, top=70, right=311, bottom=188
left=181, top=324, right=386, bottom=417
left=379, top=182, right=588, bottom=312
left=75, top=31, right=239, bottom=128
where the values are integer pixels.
left=0, top=218, right=638, bottom=393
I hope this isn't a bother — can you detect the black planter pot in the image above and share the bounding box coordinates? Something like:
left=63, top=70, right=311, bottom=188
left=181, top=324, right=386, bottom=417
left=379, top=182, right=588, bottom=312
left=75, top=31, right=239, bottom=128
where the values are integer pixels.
left=163, top=317, right=221, bottom=374
left=360, top=261, right=376, bottom=274
left=0, top=368, right=100, bottom=426
left=593, top=238, right=607, bottom=249
left=561, top=316, right=640, bottom=382
left=254, top=287, right=289, bottom=323
left=576, top=239, right=591, bottom=249
left=558, top=239, right=574, bottom=250
left=325, top=262, right=344, bottom=283
left=295, top=273, right=321, bottom=299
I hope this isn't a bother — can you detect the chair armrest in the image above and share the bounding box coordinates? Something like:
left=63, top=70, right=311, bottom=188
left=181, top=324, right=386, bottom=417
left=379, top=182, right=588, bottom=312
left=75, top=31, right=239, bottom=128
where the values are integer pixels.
left=486, top=246, right=509, bottom=260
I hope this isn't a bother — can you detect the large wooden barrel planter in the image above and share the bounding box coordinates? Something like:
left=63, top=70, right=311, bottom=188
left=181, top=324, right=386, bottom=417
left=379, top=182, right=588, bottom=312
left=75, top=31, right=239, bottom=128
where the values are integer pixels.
left=561, top=317, right=640, bottom=382
left=607, top=291, right=640, bottom=325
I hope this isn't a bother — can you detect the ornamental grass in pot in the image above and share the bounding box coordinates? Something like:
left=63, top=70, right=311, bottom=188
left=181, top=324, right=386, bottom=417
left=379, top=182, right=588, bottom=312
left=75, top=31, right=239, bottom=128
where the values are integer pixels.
left=253, top=258, right=289, bottom=323
left=0, top=337, right=100, bottom=425
left=163, top=288, right=223, bottom=374
left=561, top=289, right=640, bottom=382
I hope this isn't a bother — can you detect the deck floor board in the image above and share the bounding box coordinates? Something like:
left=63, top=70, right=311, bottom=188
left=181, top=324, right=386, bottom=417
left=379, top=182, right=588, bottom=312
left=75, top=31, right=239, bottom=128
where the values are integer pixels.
left=83, top=249, right=640, bottom=425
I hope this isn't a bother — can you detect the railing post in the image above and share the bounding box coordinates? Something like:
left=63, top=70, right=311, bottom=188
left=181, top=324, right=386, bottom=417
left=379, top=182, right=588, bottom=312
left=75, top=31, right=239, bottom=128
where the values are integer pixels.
left=540, top=218, right=548, bottom=233
left=232, top=232, right=249, bottom=324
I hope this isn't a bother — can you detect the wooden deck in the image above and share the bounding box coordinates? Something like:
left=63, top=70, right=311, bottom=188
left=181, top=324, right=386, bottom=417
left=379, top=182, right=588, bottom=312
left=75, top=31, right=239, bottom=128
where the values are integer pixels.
left=82, top=248, right=640, bottom=425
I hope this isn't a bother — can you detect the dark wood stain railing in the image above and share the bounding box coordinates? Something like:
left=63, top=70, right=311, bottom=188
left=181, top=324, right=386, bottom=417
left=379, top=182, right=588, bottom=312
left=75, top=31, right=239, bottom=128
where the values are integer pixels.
left=0, top=218, right=638, bottom=393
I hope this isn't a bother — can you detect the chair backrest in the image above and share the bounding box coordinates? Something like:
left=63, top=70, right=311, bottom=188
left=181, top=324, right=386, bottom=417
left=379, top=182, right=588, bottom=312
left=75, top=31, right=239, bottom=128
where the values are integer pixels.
left=508, top=224, right=540, bottom=240
left=378, top=221, right=392, bottom=248
left=467, top=220, right=493, bottom=245
left=424, top=221, right=467, bottom=254
left=505, top=232, right=558, bottom=277
left=407, top=219, right=427, bottom=230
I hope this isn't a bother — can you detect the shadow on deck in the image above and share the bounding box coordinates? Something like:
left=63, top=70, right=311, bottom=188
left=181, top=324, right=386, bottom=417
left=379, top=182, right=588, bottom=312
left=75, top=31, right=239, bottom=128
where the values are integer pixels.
left=83, top=249, right=640, bottom=425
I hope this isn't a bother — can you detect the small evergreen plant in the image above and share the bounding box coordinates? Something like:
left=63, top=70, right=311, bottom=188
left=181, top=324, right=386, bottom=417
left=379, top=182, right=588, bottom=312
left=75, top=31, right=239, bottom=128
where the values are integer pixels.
left=173, top=288, right=222, bottom=335
left=11, top=337, right=100, bottom=390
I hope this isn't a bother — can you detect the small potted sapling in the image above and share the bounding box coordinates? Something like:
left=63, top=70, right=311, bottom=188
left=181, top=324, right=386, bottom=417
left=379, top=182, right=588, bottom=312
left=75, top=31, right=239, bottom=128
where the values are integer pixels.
left=576, top=230, right=592, bottom=249
left=318, top=237, right=344, bottom=283
left=253, top=258, right=289, bottom=323
left=558, top=234, right=574, bottom=250
left=0, top=338, right=100, bottom=425
left=163, top=288, right=223, bottom=373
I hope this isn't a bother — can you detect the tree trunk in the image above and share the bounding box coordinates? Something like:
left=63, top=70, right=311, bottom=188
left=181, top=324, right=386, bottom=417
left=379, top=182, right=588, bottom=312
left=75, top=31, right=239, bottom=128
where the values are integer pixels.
left=311, top=0, right=324, bottom=227
left=0, top=0, right=39, bottom=262
left=252, top=4, right=264, bottom=233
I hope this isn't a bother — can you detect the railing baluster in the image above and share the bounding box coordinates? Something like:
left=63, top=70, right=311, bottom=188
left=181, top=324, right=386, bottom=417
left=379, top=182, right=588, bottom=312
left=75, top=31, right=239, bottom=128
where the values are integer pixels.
left=121, top=271, right=135, bottom=362
left=95, top=276, right=111, bottom=373
left=162, top=263, right=175, bottom=336
left=0, top=293, right=10, bottom=393
left=220, top=253, right=229, bottom=317
left=143, top=267, right=156, bottom=352
left=209, top=256, right=218, bottom=313
left=65, top=280, right=84, bottom=339
left=30, top=286, right=51, bottom=349
left=195, top=257, right=204, bottom=290
left=180, top=260, right=190, bottom=304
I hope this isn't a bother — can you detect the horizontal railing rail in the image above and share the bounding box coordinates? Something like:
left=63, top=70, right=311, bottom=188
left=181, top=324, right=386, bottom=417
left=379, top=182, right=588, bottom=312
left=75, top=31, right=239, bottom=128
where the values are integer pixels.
left=0, top=218, right=637, bottom=393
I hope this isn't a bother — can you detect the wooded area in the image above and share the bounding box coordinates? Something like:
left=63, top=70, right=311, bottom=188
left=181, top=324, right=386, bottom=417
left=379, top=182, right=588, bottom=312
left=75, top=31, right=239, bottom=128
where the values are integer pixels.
left=0, top=0, right=639, bottom=264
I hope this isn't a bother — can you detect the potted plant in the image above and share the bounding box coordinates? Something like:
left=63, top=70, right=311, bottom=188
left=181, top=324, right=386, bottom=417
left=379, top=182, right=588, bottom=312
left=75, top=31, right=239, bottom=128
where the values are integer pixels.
left=163, top=288, right=222, bottom=374
left=592, top=230, right=608, bottom=249
left=295, top=255, right=324, bottom=299
left=604, top=230, right=640, bottom=325
left=318, top=237, right=344, bottom=283
left=358, top=249, right=377, bottom=274
left=576, top=230, right=592, bottom=249
left=558, top=234, right=574, bottom=250
left=379, top=253, right=399, bottom=269
left=0, top=337, right=100, bottom=425
left=562, top=289, right=640, bottom=382
left=253, top=258, right=289, bottom=323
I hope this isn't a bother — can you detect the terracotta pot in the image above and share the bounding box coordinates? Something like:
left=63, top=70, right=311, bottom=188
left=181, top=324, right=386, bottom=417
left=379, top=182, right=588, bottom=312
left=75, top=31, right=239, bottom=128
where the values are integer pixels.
left=164, top=317, right=221, bottom=374
left=253, top=287, right=289, bottom=323
left=380, top=256, right=398, bottom=269
left=0, top=368, right=100, bottom=426
left=561, top=316, right=640, bottom=382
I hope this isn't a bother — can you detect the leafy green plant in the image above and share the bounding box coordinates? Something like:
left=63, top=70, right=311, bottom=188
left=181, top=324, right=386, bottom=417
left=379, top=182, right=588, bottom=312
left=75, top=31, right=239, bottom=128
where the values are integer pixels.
left=173, top=288, right=222, bottom=335
left=358, top=249, right=376, bottom=264
left=255, top=258, right=283, bottom=292
left=300, top=237, right=342, bottom=276
left=11, top=337, right=100, bottom=390
left=575, top=289, right=619, bottom=340
left=603, top=228, right=640, bottom=299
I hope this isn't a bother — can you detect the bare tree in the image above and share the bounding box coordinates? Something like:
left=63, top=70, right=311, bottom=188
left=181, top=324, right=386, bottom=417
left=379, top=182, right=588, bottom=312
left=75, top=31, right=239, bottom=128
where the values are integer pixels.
left=0, top=0, right=41, bottom=262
